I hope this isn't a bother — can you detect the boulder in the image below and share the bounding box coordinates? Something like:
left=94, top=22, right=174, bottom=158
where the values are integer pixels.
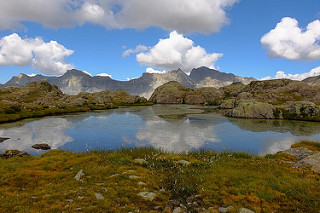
left=220, top=99, right=236, bottom=109
left=285, top=101, right=319, bottom=117
left=283, top=147, right=314, bottom=160
left=31, top=143, right=51, bottom=150
left=300, top=152, right=320, bottom=172
left=184, top=93, right=206, bottom=104
left=229, top=100, right=275, bottom=119
left=149, top=81, right=187, bottom=104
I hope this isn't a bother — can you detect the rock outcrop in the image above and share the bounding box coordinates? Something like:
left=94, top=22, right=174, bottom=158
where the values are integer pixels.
left=0, top=81, right=148, bottom=123
left=229, top=100, right=276, bottom=119
left=149, top=81, right=223, bottom=104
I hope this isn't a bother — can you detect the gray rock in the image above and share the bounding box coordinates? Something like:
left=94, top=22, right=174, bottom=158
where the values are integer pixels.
left=137, top=181, right=146, bottom=185
left=129, top=175, right=140, bottom=179
left=300, top=152, right=320, bottom=172
left=219, top=206, right=233, bottom=213
left=284, top=147, right=314, bottom=160
left=138, top=191, right=156, bottom=201
left=238, top=207, right=255, bottom=213
left=177, top=159, right=191, bottom=166
left=31, top=143, right=51, bottom=150
left=74, top=169, right=84, bottom=181
left=94, top=192, right=104, bottom=200
left=173, top=207, right=186, bottom=213
left=133, top=158, right=147, bottom=164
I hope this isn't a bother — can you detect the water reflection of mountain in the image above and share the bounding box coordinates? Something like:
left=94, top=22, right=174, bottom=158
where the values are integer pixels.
left=228, top=118, right=320, bottom=136
left=0, top=118, right=73, bottom=155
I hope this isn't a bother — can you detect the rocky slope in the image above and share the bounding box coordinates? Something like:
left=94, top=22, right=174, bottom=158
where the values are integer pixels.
left=149, top=79, right=320, bottom=121
left=190, top=66, right=255, bottom=88
left=1, top=67, right=254, bottom=98
left=0, top=81, right=148, bottom=123
left=149, top=81, right=223, bottom=105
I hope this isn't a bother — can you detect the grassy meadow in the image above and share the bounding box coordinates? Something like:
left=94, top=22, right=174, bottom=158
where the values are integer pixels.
left=0, top=142, right=319, bottom=212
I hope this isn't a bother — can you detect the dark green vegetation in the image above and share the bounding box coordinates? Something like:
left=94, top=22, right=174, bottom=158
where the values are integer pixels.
left=149, top=80, right=320, bottom=121
left=0, top=81, right=151, bottom=123
left=0, top=142, right=319, bottom=212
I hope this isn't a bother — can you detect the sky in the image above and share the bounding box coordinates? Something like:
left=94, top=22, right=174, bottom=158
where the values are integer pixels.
left=0, top=0, right=319, bottom=84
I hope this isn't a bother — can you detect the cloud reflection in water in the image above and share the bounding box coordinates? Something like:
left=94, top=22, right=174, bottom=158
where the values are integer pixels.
left=0, top=118, right=73, bottom=155
left=136, top=117, right=220, bottom=152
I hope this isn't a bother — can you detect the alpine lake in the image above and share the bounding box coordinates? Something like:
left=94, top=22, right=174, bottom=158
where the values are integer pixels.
left=1, top=104, right=320, bottom=156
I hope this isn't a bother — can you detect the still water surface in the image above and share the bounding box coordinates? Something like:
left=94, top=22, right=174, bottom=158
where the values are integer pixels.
left=1, top=105, right=320, bottom=155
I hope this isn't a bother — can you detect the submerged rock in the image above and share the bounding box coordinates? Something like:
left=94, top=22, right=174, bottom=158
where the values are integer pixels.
left=0, top=137, right=10, bottom=142
left=31, top=143, right=51, bottom=150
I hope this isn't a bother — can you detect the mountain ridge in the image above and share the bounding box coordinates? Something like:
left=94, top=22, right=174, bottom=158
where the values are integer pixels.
left=1, top=67, right=255, bottom=98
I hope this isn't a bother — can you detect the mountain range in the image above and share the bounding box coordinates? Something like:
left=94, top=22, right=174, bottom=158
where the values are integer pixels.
left=1, top=67, right=256, bottom=98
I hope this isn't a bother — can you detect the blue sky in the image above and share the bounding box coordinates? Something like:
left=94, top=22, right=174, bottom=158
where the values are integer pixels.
left=0, top=0, right=319, bottom=84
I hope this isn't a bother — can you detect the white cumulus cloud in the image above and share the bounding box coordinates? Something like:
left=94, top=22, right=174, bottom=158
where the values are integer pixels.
left=0, top=0, right=238, bottom=34
left=136, top=31, right=223, bottom=74
left=0, top=33, right=74, bottom=75
left=261, top=17, right=320, bottom=61
left=122, top=45, right=148, bottom=57
left=261, top=66, right=320, bottom=81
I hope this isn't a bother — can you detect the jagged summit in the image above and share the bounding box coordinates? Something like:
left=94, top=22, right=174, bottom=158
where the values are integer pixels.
left=1, top=67, right=255, bottom=98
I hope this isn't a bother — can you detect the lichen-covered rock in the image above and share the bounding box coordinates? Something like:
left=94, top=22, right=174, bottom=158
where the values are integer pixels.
left=149, top=81, right=187, bottom=104
left=220, top=99, right=236, bottom=109
left=184, top=92, right=206, bottom=104
left=237, top=92, right=252, bottom=99
left=300, top=152, right=320, bottom=172
left=0, top=150, right=29, bottom=158
left=285, top=101, right=319, bottom=117
left=229, top=100, right=275, bottom=119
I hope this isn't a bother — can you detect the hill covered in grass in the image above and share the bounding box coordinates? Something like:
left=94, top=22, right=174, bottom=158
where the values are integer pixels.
left=0, top=81, right=150, bottom=123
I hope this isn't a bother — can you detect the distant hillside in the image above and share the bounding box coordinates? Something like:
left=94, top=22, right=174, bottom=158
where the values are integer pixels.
left=1, top=67, right=255, bottom=98
left=302, top=75, right=320, bottom=86
left=190, top=67, right=255, bottom=88
left=0, top=81, right=148, bottom=123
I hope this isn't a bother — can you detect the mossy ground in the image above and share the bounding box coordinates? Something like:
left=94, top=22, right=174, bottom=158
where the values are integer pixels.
left=0, top=142, right=320, bottom=212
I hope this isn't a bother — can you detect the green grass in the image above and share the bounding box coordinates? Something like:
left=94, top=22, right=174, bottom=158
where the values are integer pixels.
left=0, top=144, right=319, bottom=212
